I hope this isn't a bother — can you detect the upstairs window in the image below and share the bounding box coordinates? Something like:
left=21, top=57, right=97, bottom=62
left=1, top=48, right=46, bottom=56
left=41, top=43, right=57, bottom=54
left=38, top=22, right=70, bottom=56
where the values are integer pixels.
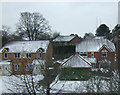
left=91, top=52, right=94, bottom=57
left=101, top=49, right=107, bottom=58
left=14, top=53, right=20, bottom=58
left=26, top=64, right=32, bottom=71
left=14, top=64, right=20, bottom=71
left=39, top=53, right=42, bottom=58
left=102, top=52, right=107, bottom=57
left=26, top=53, right=32, bottom=58
left=4, top=53, right=8, bottom=59
left=80, top=52, right=88, bottom=57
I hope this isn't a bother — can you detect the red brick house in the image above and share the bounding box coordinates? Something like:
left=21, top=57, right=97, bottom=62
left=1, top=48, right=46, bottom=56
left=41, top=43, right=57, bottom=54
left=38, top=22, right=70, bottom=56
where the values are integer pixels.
left=76, top=37, right=116, bottom=70
left=53, top=35, right=81, bottom=45
left=0, top=40, right=53, bottom=75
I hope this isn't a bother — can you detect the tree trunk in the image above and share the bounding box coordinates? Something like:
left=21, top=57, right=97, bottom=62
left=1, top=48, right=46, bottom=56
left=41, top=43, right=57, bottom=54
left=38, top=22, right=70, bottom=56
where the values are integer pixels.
left=46, top=84, right=50, bottom=95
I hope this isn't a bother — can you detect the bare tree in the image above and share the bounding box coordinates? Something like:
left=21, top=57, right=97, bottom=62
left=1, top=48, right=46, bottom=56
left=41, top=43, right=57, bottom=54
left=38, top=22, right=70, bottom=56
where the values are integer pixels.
left=16, top=12, right=51, bottom=41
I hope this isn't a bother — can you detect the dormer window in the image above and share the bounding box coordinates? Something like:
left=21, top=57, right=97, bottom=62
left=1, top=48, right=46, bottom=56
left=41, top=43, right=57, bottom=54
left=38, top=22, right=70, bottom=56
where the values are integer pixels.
left=4, top=53, right=8, bottom=59
left=39, top=53, right=42, bottom=58
left=102, top=52, right=107, bottom=57
left=101, top=49, right=108, bottom=58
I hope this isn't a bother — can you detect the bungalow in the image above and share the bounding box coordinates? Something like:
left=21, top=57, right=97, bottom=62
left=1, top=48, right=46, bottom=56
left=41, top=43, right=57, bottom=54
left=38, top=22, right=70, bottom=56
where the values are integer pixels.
left=76, top=37, right=116, bottom=70
left=53, top=35, right=81, bottom=45
left=0, top=40, right=53, bottom=75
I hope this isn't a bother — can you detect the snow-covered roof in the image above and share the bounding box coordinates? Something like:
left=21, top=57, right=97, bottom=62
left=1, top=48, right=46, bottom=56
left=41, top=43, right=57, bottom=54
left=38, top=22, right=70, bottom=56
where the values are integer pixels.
left=76, top=37, right=115, bottom=52
left=32, top=59, right=46, bottom=65
left=53, top=35, right=76, bottom=42
left=61, top=54, right=91, bottom=68
left=0, top=60, right=11, bottom=65
left=85, top=58, right=97, bottom=64
left=0, top=40, right=50, bottom=53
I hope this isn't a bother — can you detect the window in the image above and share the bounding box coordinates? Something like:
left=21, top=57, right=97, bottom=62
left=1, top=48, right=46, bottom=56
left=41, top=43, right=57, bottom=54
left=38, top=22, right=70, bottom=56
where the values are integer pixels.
left=102, top=52, right=107, bottom=57
left=26, top=64, right=32, bottom=71
left=80, top=52, right=87, bottom=57
left=14, top=64, right=20, bottom=71
left=39, top=53, right=42, bottom=58
left=91, top=52, right=94, bottom=57
left=14, top=53, right=20, bottom=58
left=4, top=53, right=8, bottom=58
left=26, top=53, right=32, bottom=58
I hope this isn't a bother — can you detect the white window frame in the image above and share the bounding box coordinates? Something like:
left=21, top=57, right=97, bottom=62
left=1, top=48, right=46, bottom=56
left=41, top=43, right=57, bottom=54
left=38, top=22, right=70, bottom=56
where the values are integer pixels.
left=26, top=64, right=32, bottom=71
left=80, top=52, right=88, bottom=57
left=14, top=64, right=20, bottom=71
left=14, top=53, right=21, bottom=58
left=91, top=52, right=94, bottom=57
left=102, top=52, right=107, bottom=58
left=26, top=53, right=32, bottom=58
left=4, top=53, right=8, bottom=59
left=39, top=53, right=42, bottom=58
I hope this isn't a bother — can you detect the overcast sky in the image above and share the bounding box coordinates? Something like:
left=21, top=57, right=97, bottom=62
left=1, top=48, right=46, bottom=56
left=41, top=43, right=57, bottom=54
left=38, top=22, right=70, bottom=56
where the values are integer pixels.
left=2, top=2, right=118, bottom=37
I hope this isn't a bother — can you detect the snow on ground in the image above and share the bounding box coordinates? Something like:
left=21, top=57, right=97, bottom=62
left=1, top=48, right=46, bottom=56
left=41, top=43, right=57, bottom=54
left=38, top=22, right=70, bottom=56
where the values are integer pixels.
left=0, top=72, right=119, bottom=94
left=0, top=75, right=44, bottom=94
left=50, top=75, right=119, bottom=94
left=51, top=80, right=87, bottom=93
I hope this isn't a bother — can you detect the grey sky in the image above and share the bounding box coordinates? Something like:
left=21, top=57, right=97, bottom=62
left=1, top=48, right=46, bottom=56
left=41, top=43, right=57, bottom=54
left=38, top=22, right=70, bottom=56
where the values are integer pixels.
left=2, top=2, right=118, bottom=37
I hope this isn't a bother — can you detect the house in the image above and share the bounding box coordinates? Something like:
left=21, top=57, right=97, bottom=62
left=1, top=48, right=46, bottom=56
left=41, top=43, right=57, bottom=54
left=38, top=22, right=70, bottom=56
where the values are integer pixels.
left=53, top=35, right=81, bottom=45
left=0, top=40, right=53, bottom=75
left=76, top=37, right=116, bottom=70
left=60, top=54, right=91, bottom=69
left=0, top=60, right=12, bottom=75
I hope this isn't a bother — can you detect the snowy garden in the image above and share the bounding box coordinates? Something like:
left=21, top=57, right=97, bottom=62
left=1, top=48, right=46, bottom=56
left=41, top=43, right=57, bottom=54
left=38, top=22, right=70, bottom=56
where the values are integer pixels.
left=0, top=70, right=119, bottom=94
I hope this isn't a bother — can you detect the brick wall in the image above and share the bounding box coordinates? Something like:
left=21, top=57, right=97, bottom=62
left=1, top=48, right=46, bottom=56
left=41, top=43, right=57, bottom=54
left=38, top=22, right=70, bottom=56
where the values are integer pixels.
left=69, top=36, right=81, bottom=45
left=0, top=43, right=53, bottom=75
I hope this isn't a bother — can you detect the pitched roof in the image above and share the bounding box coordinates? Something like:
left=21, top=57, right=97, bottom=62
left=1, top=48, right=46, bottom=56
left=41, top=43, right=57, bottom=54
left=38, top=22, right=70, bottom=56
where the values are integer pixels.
left=76, top=37, right=115, bottom=52
left=0, top=40, right=50, bottom=53
left=61, top=54, right=91, bottom=68
left=53, top=35, right=76, bottom=42
left=85, top=58, right=97, bottom=63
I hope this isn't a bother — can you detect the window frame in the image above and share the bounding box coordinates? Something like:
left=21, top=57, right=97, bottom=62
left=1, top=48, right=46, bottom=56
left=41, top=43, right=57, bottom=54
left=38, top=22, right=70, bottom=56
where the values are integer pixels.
left=14, top=64, right=20, bottom=71
left=91, top=52, right=94, bottom=57
left=26, top=64, right=32, bottom=71
left=14, top=53, right=21, bottom=58
left=4, top=53, right=8, bottom=59
left=101, top=52, right=107, bottom=58
left=39, top=53, right=42, bottom=58
left=26, top=53, right=32, bottom=58
left=80, top=52, right=88, bottom=57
